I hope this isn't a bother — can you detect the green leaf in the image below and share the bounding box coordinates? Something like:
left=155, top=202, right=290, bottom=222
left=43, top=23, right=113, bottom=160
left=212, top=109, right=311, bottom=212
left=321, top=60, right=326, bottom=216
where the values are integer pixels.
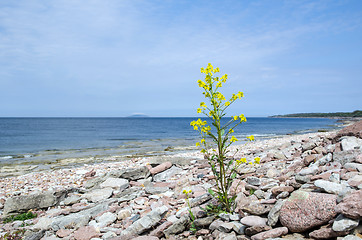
left=220, top=129, right=225, bottom=136
left=208, top=188, right=215, bottom=196
left=231, top=172, right=237, bottom=179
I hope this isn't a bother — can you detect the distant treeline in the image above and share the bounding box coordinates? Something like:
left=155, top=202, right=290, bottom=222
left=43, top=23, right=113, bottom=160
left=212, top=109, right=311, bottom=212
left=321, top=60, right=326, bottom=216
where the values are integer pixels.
left=271, top=110, right=362, bottom=118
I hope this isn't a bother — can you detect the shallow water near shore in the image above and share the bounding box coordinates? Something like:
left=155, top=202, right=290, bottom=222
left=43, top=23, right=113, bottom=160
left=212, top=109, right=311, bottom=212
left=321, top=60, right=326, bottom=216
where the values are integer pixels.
left=0, top=117, right=341, bottom=176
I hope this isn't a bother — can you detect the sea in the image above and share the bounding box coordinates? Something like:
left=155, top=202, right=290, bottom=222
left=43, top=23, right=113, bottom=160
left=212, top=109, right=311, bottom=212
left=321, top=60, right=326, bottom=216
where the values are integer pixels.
left=0, top=117, right=341, bottom=169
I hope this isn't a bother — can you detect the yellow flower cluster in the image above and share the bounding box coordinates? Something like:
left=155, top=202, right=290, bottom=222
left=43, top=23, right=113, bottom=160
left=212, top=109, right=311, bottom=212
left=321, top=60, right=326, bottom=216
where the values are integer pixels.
left=215, top=92, right=226, bottom=101
left=183, top=189, right=192, bottom=194
left=230, top=136, right=238, bottom=143
left=232, top=114, right=247, bottom=122
left=201, top=63, right=219, bottom=75
left=246, top=135, right=255, bottom=141
left=231, top=91, right=244, bottom=101
left=197, top=102, right=208, bottom=114
left=236, top=157, right=261, bottom=165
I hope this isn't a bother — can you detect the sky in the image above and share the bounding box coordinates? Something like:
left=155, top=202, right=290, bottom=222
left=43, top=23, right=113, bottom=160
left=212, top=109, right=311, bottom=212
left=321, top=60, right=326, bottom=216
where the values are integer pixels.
left=0, top=0, right=361, bottom=117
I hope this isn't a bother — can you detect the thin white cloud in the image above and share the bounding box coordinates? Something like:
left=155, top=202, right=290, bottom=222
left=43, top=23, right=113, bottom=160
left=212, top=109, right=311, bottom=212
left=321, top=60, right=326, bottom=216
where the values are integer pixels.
left=0, top=0, right=361, bottom=116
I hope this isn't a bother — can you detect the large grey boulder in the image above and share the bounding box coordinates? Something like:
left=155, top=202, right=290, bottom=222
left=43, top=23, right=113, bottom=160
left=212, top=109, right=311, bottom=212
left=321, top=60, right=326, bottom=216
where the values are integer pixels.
left=120, top=166, right=151, bottom=180
left=51, top=201, right=110, bottom=230
left=3, top=190, right=67, bottom=216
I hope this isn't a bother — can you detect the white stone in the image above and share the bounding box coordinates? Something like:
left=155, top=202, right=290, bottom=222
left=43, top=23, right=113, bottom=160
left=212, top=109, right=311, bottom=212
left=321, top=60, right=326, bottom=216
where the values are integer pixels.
left=341, top=136, right=362, bottom=151
left=314, top=180, right=344, bottom=195
left=95, top=212, right=117, bottom=228
left=75, top=169, right=88, bottom=175
left=100, top=178, right=129, bottom=190
left=83, top=188, right=113, bottom=203
left=332, top=214, right=359, bottom=232
left=298, top=165, right=319, bottom=176
left=102, top=231, right=117, bottom=240
left=32, top=216, right=53, bottom=230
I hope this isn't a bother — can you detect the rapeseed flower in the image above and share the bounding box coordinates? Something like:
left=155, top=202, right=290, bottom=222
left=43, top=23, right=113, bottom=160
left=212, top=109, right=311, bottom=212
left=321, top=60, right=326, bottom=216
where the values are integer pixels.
left=247, top=135, right=255, bottom=141
left=230, top=136, right=238, bottom=143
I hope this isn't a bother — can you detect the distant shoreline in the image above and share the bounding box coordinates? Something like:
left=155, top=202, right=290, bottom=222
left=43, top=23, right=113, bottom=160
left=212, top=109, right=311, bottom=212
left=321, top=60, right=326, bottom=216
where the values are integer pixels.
left=269, top=110, right=362, bottom=119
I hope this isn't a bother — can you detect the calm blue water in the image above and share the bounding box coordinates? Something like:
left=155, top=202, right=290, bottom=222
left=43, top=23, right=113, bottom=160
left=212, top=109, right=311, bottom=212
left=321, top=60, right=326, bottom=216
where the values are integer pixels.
left=0, top=117, right=339, bottom=167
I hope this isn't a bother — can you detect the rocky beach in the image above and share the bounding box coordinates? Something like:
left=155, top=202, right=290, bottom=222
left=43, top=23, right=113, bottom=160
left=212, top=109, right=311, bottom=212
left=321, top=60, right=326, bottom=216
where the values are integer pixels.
left=1, top=121, right=361, bottom=240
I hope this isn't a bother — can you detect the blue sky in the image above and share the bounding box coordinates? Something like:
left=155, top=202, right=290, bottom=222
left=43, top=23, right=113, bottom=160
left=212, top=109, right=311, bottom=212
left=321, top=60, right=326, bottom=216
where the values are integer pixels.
left=0, top=0, right=361, bottom=117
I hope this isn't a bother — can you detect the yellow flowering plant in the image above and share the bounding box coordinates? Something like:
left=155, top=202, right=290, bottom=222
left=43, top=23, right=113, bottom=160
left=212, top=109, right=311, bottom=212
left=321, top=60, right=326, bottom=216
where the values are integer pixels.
left=191, top=63, right=258, bottom=212
left=183, top=189, right=196, bottom=232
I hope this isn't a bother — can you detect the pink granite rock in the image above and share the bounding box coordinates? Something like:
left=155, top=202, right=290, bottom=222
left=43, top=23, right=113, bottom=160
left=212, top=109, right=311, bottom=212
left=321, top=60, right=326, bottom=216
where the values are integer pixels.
left=56, top=229, right=72, bottom=238
left=73, top=226, right=99, bottom=240
left=335, top=190, right=362, bottom=220
left=271, top=186, right=294, bottom=196
left=251, top=227, right=288, bottom=240
left=150, top=162, right=172, bottom=175
left=279, top=190, right=337, bottom=232
left=309, top=227, right=348, bottom=239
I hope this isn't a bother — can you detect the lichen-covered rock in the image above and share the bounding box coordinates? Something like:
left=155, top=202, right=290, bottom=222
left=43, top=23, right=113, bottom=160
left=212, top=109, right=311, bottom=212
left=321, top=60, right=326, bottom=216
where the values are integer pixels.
left=279, top=190, right=337, bottom=232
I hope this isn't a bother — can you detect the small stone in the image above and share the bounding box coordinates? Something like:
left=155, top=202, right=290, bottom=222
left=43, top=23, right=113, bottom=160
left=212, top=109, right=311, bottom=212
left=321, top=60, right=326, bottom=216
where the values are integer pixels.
left=209, top=219, right=224, bottom=231
left=332, top=214, right=360, bottom=232
left=247, top=177, right=261, bottom=186
left=335, top=190, right=362, bottom=219
left=120, top=166, right=151, bottom=180
left=149, top=221, right=173, bottom=238
left=94, top=212, right=117, bottom=228
left=341, top=136, right=362, bottom=151
left=341, top=235, right=362, bottom=240
left=74, top=226, right=99, bottom=240
left=309, top=227, right=348, bottom=239
left=150, top=162, right=172, bottom=175
left=241, top=201, right=273, bottom=215
left=56, top=229, right=72, bottom=238
left=99, top=178, right=129, bottom=190
left=250, top=227, right=288, bottom=240
left=132, top=237, right=159, bottom=240
left=314, top=179, right=344, bottom=195
left=268, top=199, right=285, bottom=227
left=276, top=191, right=290, bottom=199
left=245, top=225, right=272, bottom=236
left=231, top=222, right=246, bottom=235
left=298, top=165, right=319, bottom=176
left=271, top=186, right=294, bottom=196
left=153, top=166, right=182, bottom=182
left=102, top=231, right=117, bottom=240
left=83, top=188, right=113, bottom=203
left=194, top=216, right=215, bottom=228
left=253, top=190, right=265, bottom=199
left=218, top=222, right=234, bottom=233
left=344, top=163, right=362, bottom=172
left=240, top=216, right=267, bottom=227
left=196, top=229, right=210, bottom=236
left=117, top=209, right=132, bottom=220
